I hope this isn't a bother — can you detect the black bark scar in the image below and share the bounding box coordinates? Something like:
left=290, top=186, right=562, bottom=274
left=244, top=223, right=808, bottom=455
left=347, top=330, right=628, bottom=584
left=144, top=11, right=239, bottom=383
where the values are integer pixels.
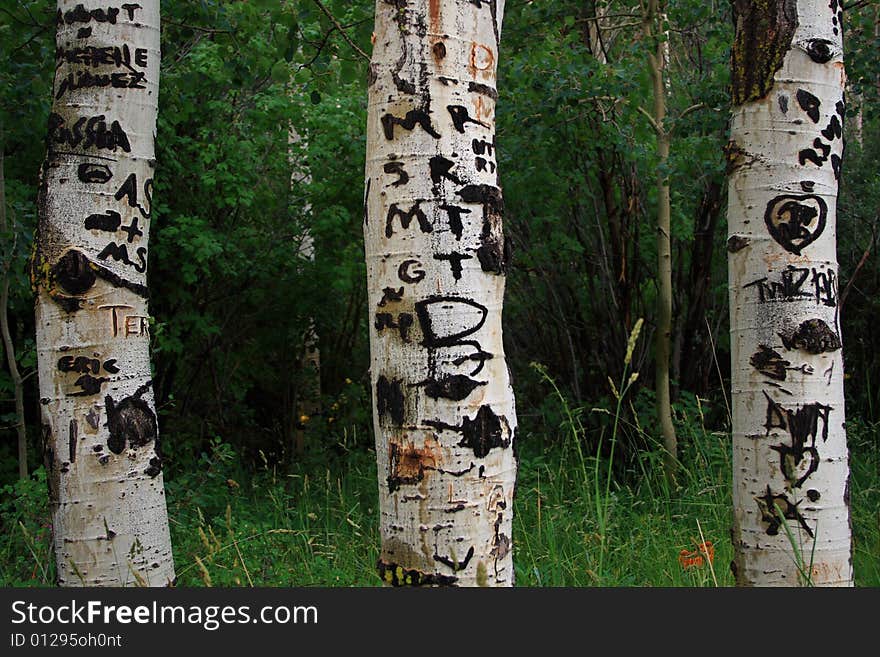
left=731, top=0, right=798, bottom=105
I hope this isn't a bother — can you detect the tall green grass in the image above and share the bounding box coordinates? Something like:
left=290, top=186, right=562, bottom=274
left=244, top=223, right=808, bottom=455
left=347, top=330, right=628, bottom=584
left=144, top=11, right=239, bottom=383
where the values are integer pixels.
left=516, top=353, right=734, bottom=587
left=1, top=412, right=877, bottom=587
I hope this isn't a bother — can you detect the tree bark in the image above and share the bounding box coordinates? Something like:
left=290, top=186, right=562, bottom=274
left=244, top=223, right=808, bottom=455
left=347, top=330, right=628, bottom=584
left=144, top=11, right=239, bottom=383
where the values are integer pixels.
left=644, top=0, right=678, bottom=484
left=32, top=0, right=174, bottom=586
left=727, top=0, right=852, bottom=586
left=364, top=0, right=518, bottom=587
left=585, top=0, right=609, bottom=64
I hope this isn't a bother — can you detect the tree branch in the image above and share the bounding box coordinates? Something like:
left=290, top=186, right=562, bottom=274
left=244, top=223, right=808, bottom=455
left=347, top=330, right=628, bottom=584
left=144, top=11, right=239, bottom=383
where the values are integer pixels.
left=312, top=0, right=369, bottom=61
left=636, top=105, right=662, bottom=135
left=840, top=224, right=876, bottom=310
left=0, top=6, right=42, bottom=28
left=843, top=0, right=877, bottom=10
left=668, top=103, right=707, bottom=137
left=163, top=19, right=232, bottom=35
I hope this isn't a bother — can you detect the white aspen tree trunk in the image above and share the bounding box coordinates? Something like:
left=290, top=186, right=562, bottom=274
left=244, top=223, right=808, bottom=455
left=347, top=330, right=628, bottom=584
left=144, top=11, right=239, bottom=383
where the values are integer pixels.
left=727, top=0, right=852, bottom=586
left=32, top=0, right=174, bottom=586
left=660, top=8, right=671, bottom=94
left=587, top=1, right=608, bottom=64
left=364, top=0, right=517, bottom=587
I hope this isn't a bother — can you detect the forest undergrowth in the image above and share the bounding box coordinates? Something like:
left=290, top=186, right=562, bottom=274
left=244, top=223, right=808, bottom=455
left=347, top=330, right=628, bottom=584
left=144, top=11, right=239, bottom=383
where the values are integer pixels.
left=2, top=391, right=877, bottom=587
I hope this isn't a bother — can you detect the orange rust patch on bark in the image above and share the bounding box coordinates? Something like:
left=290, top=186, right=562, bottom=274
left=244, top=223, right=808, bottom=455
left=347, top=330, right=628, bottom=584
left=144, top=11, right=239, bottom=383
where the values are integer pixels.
left=810, top=560, right=844, bottom=583
left=389, top=437, right=442, bottom=486
left=429, top=0, right=441, bottom=34
left=763, top=249, right=789, bottom=269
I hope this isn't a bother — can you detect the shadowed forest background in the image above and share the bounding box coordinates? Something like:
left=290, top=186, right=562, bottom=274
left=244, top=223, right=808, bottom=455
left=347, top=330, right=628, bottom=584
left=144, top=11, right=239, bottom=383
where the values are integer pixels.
left=1, top=0, right=878, bottom=585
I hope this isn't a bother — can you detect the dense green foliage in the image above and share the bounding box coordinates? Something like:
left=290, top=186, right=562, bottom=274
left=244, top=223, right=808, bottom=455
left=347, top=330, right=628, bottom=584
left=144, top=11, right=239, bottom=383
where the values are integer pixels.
left=0, top=0, right=878, bottom=585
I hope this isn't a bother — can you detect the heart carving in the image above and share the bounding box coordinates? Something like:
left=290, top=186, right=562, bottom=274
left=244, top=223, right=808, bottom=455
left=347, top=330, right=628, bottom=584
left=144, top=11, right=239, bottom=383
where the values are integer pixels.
left=764, top=193, right=827, bottom=255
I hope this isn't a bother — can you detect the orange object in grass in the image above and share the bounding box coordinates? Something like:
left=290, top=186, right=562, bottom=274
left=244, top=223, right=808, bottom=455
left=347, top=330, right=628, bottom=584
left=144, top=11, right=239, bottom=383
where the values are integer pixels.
left=679, top=541, right=714, bottom=570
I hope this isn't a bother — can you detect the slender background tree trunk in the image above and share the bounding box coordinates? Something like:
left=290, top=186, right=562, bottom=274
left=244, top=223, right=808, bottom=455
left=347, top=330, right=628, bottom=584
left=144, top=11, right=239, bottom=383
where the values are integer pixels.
left=0, top=130, right=28, bottom=480
left=364, top=0, right=518, bottom=586
left=643, top=0, right=678, bottom=484
left=288, top=119, right=321, bottom=462
left=32, top=0, right=174, bottom=586
left=727, top=0, right=852, bottom=586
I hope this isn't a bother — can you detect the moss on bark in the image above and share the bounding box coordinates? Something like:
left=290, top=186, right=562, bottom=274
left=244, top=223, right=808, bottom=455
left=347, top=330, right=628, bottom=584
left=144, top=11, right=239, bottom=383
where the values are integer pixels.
left=731, top=0, right=799, bottom=105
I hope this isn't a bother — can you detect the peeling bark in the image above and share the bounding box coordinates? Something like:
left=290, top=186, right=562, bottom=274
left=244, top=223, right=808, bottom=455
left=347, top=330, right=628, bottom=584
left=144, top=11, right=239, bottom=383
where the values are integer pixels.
left=365, top=0, right=517, bottom=587
left=33, top=0, right=174, bottom=586
left=728, top=0, right=852, bottom=586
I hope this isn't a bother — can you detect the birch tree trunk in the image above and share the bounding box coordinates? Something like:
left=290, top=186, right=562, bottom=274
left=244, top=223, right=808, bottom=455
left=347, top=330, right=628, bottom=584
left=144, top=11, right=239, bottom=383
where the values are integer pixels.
left=727, top=0, right=852, bottom=586
left=364, top=0, right=517, bottom=587
left=586, top=1, right=609, bottom=64
left=32, top=0, right=174, bottom=586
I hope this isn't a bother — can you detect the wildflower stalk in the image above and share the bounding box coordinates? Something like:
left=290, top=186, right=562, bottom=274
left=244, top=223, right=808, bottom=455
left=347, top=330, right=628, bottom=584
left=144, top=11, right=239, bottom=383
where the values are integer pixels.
left=595, top=319, right=643, bottom=582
